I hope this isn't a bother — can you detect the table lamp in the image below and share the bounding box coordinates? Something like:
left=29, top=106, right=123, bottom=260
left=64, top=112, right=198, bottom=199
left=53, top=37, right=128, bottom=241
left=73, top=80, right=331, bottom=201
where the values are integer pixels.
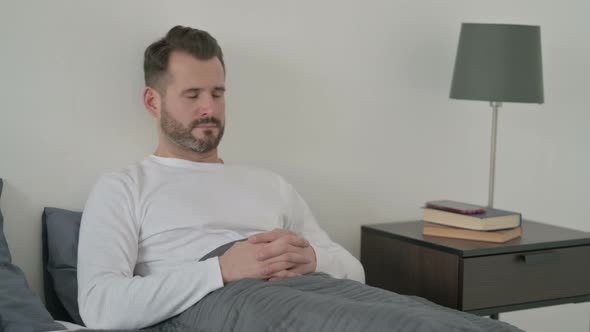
left=450, top=23, right=544, bottom=208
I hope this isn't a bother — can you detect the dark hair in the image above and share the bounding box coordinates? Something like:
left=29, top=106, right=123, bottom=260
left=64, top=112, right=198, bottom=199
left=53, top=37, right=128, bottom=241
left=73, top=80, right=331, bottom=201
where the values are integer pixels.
left=144, top=25, right=225, bottom=94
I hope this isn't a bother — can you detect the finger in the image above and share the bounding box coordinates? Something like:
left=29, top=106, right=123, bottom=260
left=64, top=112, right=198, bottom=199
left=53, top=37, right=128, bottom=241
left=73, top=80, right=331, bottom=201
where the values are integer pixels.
left=263, top=251, right=311, bottom=265
left=257, top=239, right=307, bottom=261
left=269, top=270, right=301, bottom=281
left=260, top=261, right=296, bottom=278
left=249, top=229, right=295, bottom=244
left=286, top=263, right=308, bottom=276
left=248, top=229, right=296, bottom=244
left=284, top=234, right=310, bottom=248
left=256, top=241, right=289, bottom=261
left=275, top=270, right=301, bottom=278
left=256, top=238, right=309, bottom=261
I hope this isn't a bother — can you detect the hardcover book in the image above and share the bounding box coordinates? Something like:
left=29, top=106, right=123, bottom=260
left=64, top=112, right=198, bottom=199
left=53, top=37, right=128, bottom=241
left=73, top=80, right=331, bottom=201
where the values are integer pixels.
left=423, top=222, right=522, bottom=243
left=422, top=206, right=521, bottom=231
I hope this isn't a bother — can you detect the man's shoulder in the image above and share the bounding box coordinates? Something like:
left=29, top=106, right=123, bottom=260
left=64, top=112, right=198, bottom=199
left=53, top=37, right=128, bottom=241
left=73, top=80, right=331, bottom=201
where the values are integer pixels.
left=92, top=159, right=147, bottom=190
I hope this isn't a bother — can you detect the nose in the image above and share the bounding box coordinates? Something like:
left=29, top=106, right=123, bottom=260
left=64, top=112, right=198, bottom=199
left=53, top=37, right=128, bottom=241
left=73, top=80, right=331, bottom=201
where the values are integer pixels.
left=196, top=94, right=214, bottom=116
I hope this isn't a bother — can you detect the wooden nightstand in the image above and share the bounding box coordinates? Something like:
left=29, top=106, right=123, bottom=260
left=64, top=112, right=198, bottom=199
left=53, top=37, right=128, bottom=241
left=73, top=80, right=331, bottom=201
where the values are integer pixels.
left=360, top=220, right=590, bottom=318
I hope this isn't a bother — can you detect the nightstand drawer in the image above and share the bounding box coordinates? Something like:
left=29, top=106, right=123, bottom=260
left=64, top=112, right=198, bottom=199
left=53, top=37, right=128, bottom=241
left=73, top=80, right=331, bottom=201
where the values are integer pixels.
left=462, top=245, right=590, bottom=310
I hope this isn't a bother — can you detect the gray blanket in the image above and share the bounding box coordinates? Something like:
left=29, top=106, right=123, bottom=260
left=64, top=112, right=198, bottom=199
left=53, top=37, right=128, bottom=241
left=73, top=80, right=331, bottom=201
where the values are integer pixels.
left=81, top=241, right=522, bottom=332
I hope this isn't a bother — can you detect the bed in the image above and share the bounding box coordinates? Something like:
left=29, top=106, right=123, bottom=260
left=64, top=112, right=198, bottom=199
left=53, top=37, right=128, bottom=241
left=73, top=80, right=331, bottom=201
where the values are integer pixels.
left=0, top=179, right=523, bottom=331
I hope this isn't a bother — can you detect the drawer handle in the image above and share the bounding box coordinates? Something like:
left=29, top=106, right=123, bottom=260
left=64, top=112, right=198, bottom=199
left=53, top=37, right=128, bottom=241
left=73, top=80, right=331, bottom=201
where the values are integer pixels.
left=518, top=251, right=558, bottom=265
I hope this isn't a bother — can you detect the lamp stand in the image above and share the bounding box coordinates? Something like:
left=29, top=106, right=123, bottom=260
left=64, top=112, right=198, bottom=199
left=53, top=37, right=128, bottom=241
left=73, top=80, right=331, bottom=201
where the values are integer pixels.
left=488, top=101, right=502, bottom=208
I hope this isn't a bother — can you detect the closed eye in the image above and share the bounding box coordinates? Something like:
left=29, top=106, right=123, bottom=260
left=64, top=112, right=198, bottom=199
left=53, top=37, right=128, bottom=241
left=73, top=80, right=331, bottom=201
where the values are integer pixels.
left=182, top=87, right=225, bottom=99
left=212, top=91, right=225, bottom=98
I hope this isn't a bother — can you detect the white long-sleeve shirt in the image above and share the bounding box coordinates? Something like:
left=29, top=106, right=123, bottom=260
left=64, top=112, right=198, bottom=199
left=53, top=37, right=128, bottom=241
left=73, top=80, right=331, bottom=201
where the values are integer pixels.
left=77, top=155, right=365, bottom=330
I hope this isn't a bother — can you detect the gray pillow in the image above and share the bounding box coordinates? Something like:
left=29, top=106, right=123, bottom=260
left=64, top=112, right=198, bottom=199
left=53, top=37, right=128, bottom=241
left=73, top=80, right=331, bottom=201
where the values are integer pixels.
left=42, top=207, right=84, bottom=325
left=0, top=179, right=66, bottom=332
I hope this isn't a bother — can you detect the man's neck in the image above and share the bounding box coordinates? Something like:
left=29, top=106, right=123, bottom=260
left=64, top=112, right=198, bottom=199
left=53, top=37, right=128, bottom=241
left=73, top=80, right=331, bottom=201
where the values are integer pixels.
left=154, top=142, right=223, bottom=164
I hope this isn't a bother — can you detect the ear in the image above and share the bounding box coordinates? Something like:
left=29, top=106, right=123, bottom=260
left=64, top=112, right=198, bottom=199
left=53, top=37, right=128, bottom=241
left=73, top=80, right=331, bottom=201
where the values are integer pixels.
left=143, top=87, right=161, bottom=119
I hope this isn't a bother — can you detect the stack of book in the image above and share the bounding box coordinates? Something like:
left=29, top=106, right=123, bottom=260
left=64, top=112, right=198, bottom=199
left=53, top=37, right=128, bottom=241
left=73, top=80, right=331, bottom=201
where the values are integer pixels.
left=421, top=200, right=522, bottom=243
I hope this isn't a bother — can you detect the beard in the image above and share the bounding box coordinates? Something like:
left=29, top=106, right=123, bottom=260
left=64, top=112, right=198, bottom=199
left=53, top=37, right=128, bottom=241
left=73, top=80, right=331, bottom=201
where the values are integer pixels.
left=160, top=105, right=224, bottom=154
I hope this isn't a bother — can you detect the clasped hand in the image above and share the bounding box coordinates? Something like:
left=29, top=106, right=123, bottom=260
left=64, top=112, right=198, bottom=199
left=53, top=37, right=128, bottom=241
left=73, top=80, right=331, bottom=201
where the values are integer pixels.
left=219, top=229, right=316, bottom=283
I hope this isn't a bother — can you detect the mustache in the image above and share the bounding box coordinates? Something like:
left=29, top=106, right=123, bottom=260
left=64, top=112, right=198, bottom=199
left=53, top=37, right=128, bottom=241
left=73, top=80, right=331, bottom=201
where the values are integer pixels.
left=190, top=117, right=222, bottom=129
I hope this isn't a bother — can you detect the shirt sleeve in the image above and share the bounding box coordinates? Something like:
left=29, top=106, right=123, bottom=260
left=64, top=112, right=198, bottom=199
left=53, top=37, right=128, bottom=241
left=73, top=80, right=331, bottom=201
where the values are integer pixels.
left=77, top=173, right=224, bottom=330
left=280, top=178, right=365, bottom=283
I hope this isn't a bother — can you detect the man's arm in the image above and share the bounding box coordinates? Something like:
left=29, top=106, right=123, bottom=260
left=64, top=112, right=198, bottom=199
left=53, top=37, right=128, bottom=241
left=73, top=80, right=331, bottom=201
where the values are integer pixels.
left=300, top=217, right=366, bottom=283
left=281, top=179, right=365, bottom=283
left=77, top=174, right=224, bottom=330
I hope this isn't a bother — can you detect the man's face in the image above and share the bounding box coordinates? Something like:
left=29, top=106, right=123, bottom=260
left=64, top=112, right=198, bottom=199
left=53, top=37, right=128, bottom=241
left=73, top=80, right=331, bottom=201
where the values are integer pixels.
left=159, top=52, right=226, bottom=154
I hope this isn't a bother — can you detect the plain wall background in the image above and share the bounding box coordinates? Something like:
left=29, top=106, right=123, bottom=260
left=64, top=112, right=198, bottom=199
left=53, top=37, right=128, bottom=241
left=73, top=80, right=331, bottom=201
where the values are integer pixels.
left=0, top=1, right=588, bottom=330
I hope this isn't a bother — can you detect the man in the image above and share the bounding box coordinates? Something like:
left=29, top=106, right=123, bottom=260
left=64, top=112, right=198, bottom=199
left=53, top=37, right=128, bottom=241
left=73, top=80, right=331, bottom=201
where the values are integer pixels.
left=77, top=26, right=364, bottom=330
left=78, top=26, right=521, bottom=332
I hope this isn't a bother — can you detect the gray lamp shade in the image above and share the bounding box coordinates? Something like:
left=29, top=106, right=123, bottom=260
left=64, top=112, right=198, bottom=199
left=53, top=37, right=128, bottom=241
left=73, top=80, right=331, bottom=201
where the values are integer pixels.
left=450, top=23, right=544, bottom=104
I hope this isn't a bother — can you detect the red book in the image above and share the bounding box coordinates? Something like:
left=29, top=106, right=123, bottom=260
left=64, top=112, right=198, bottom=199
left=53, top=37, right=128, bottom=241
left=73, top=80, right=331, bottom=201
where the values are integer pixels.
left=425, top=200, right=485, bottom=215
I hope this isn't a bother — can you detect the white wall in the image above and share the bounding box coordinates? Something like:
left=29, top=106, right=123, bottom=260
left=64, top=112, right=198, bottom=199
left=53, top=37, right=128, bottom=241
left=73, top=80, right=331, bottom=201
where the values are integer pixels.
left=1, top=0, right=588, bottom=330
